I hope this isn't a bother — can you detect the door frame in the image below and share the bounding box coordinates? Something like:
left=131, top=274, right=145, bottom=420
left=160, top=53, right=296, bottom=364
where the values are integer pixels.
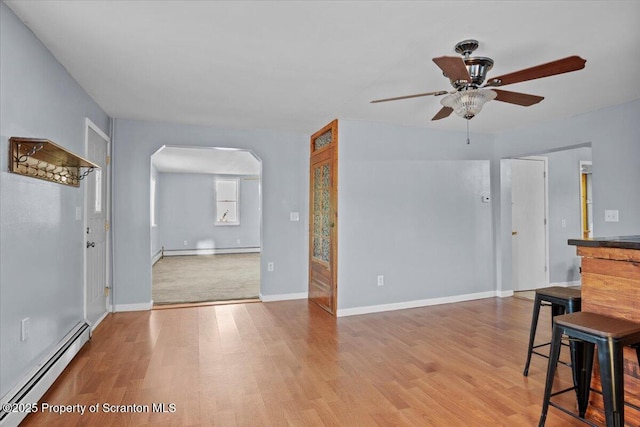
left=148, top=145, right=263, bottom=305
left=83, top=118, right=111, bottom=329
left=511, top=155, right=549, bottom=290
left=579, top=160, right=593, bottom=239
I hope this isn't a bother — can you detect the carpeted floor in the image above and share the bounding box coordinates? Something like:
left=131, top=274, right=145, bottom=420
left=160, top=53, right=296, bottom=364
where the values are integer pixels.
left=152, top=253, right=260, bottom=305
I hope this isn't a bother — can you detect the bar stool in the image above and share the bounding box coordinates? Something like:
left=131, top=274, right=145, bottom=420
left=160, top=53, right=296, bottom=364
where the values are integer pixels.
left=539, top=312, right=640, bottom=427
left=523, top=286, right=582, bottom=376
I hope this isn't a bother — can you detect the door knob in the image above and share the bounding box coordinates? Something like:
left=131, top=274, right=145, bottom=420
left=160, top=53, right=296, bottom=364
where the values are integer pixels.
left=87, top=241, right=95, bottom=248
left=512, top=231, right=518, bottom=236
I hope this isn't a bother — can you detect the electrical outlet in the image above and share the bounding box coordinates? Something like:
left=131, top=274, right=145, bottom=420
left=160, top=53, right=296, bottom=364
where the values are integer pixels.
left=183, top=240, right=188, bottom=246
left=604, top=210, right=619, bottom=222
left=21, top=318, right=30, bottom=341
left=561, top=219, right=566, bottom=228
left=377, top=275, right=384, bottom=286
left=267, top=262, right=274, bottom=272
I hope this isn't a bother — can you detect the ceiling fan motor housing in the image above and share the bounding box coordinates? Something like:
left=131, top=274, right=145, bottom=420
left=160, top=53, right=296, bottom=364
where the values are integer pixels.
left=449, top=39, right=495, bottom=89
left=462, top=57, right=494, bottom=88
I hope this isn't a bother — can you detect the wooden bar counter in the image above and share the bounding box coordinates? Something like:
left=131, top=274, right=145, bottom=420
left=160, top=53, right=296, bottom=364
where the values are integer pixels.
left=568, top=235, right=640, bottom=425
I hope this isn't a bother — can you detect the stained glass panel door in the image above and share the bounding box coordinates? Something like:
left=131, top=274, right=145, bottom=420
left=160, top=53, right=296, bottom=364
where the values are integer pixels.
left=309, top=120, right=337, bottom=315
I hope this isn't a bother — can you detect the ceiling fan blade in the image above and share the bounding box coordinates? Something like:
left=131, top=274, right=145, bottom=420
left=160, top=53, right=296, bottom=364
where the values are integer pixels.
left=493, top=89, right=544, bottom=106
left=432, top=56, right=472, bottom=82
left=431, top=106, right=453, bottom=121
left=485, top=55, right=586, bottom=87
left=370, top=90, right=448, bottom=104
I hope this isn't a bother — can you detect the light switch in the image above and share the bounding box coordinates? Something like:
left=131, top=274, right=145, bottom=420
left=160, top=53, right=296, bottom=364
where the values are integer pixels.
left=290, top=212, right=300, bottom=222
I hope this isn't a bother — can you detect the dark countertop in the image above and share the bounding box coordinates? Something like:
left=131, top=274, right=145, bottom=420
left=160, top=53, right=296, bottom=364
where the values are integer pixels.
left=568, top=235, right=640, bottom=250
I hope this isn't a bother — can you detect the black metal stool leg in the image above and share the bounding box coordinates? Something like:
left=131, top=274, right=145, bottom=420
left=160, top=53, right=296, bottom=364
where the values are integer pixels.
left=575, top=341, right=594, bottom=417
left=551, top=303, right=565, bottom=320
left=539, top=323, right=564, bottom=427
left=598, top=338, right=625, bottom=427
left=524, top=293, right=543, bottom=376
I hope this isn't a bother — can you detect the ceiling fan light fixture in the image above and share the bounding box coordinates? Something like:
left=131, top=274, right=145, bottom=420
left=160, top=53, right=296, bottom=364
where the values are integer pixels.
left=440, top=88, right=497, bottom=120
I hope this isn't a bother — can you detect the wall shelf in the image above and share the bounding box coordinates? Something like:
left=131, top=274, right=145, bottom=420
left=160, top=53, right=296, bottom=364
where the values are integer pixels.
left=9, top=137, right=99, bottom=187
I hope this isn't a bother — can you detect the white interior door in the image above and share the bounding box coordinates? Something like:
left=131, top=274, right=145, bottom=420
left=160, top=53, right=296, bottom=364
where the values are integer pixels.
left=511, top=157, right=548, bottom=291
left=85, top=123, right=109, bottom=328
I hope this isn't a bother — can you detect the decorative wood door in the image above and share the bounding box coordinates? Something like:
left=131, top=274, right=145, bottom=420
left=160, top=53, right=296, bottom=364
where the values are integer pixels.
left=309, top=120, right=338, bottom=315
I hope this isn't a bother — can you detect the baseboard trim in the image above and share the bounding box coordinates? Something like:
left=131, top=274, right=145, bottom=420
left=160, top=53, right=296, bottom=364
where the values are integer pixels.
left=260, top=292, right=308, bottom=302
left=88, top=311, right=109, bottom=332
left=497, top=290, right=514, bottom=298
left=162, top=247, right=261, bottom=256
left=336, top=291, right=497, bottom=317
left=549, top=281, right=581, bottom=287
left=111, top=301, right=153, bottom=312
left=151, top=250, right=162, bottom=265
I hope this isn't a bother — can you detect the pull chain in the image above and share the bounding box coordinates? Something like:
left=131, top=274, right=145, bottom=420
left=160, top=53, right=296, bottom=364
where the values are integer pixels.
left=466, top=119, right=470, bottom=144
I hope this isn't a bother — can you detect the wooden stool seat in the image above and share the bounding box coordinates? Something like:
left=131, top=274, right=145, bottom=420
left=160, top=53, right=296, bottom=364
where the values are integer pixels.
left=523, top=286, right=582, bottom=376
left=536, top=286, right=582, bottom=301
left=556, top=312, right=640, bottom=339
left=539, top=312, right=640, bottom=426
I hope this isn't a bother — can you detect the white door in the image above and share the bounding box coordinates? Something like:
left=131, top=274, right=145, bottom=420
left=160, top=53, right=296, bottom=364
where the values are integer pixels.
left=85, top=124, right=109, bottom=327
left=511, top=158, right=548, bottom=291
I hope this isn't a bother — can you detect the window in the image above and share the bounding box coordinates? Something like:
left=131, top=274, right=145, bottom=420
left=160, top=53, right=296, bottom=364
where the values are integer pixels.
left=150, top=177, right=157, bottom=227
left=215, top=178, right=239, bottom=225
left=94, top=169, right=103, bottom=213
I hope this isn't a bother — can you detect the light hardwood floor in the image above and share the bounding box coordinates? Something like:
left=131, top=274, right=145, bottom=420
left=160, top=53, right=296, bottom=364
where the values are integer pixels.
left=22, top=297, right=588, bottom=426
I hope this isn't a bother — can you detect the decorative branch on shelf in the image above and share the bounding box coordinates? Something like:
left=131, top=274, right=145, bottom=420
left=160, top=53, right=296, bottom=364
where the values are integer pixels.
left=8, top=137, right=99, bottom=187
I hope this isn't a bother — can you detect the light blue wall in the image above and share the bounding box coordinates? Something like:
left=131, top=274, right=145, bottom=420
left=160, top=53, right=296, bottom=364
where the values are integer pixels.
left=112, top=119, right=307, bottom=306
left=157, top=173, right=260, bottom=251
left=0, top=3, right=110, bottom=397
left=494, top=100, right=640, bottom=291
left=337, top=120, right=496, bottom=310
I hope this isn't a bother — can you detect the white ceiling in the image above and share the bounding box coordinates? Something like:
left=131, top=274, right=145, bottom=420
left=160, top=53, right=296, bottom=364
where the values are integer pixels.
left=6, top=1, right=640, bottom=135
left=152, top=146, right=260, bottom=175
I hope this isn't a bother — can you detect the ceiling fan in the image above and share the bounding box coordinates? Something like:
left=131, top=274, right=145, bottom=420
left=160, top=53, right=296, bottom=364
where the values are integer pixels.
left=371, top=39, right=586, bottom=121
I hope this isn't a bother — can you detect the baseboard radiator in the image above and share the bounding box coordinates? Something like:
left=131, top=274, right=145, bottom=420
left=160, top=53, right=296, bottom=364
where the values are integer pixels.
left=0, top=321, right=91, bottom=427
left=162, top=247, right=261, bottom=256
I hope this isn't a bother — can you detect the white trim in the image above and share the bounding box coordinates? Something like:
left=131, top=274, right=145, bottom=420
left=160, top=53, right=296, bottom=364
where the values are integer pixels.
left=150, top=176, right=157, bottom=227
left=111, top=301, right=153, bottom=312
left=87, top=311, right=109, bottom=332
left=550, top=281, right=581, bottom=287
left=152, top=250, right=163, bottom=265
left=579, top=160, right=593, bottom=238
left=162, top=247, right=261, bottom=256
left=85, top=117, right=111, bottom=143
left=497, top=290, right=514, bottom=297
left=336, top=291, right=498, bottom=317
left=259, top=292, right=308, bottom=302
